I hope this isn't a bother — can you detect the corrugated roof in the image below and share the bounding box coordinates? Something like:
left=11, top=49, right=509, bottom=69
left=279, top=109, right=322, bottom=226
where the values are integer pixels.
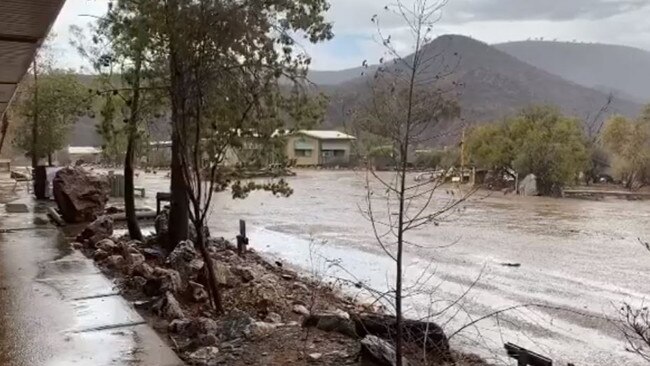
left=299, top=130, right=356, bottom=140
left=0, top=0, right=66, bottom=119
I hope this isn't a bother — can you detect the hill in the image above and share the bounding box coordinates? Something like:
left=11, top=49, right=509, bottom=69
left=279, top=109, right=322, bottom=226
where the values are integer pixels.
left=63, top=36, right=642, bottom=148
left=319, top=35, right=641, bottom=145
left=495, top=41, right=650, bottom=103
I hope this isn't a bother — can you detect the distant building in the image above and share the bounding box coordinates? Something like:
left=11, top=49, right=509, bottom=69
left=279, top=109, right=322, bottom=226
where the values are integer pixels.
left=57, top=146, right=102, bottom=165
left=146, top=130, right=357, bottom=168
left=285, top=130, right=356, bottom=167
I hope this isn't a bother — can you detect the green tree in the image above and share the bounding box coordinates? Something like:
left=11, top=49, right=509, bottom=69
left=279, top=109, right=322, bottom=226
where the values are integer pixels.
left=466, top=123, right=512, bottom=173
left=467, top=106, right=589, bottom=195
left=96, top=92, right=127, bottom=165
left=73, top=1, right=167, bottom=241
left=13, top=71, right=90, bottom=165
left=602, top=108, right=650, bottom=189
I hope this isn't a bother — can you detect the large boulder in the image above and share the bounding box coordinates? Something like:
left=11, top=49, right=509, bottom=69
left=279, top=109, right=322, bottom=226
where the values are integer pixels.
left=52, top=167, right=110, bottom=223
left=518, top=173, right=538, bottom=196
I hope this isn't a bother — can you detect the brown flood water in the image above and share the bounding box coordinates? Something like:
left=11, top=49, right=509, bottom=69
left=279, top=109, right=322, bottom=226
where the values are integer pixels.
left=138, top=169, right=650, bottom=365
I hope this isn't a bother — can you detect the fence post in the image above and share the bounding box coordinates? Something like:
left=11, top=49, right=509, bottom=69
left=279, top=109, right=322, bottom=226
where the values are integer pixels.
left=236, top=219, right=248, bottom=256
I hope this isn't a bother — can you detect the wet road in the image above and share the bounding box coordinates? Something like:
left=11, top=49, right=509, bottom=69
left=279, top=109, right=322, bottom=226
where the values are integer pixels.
left=138, top=169, right=650, bottom=365
left=0, top=189, right=182, bottom=366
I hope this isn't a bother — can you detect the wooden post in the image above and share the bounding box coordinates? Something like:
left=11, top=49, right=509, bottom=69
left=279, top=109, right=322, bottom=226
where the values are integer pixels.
left=236, top=219, right=249, bottom=256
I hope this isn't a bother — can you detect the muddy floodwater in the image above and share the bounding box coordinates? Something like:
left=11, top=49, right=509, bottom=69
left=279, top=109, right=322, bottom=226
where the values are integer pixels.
left=140, top=170, right=650, bottom=365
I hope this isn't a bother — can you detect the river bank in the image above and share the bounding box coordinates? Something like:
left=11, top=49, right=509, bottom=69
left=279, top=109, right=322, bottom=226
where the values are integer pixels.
left=72, top=213, right=486, bottom=366
left=127, top=169, right=650, bottom=365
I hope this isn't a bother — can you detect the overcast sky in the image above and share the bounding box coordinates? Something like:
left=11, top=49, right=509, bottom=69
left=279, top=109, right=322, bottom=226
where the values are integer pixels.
left=52, top=0, right=650, bottom=71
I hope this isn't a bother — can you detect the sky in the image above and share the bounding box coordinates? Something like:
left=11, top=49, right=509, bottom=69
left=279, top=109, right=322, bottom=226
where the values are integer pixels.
left=51, top=0, right=650, bottom=71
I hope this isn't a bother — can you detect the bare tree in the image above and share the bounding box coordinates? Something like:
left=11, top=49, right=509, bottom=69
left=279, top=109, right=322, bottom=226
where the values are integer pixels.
left=617, top=239, right=650, bottom=363
left=352, top=1, right=478, bottom=364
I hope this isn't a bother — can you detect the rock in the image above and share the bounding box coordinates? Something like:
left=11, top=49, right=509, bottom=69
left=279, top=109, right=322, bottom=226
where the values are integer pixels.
left=230, top=266, right=255, bottom=283
left=192, top=317, right=218, bottom=335
left=144, top=267, right=183, bottom=296
left=142, top=247, right=165, bottom=260
left=212, top=260, right=238, bottom=288
left=265, top=312, right=282, bottom=324
left=71, top=241, right=84, bottom=250
left=132, top=262, right=154, bottom=278
left=248, top=278, right=283, bottom=313
left=187, top=346, right=219, bottom=364
left=206, top=237, right=229, bottom=252
left=292, top=282, right=310, bottom=292
left=188, top=281, right=209, bottom=303
left=222, top=309, right=254, bottom=340
left=292, top=304, right=310, bottom=316
left=518, top=173, right=538, bottom=196
left=167, top=240, right=203, bottom=283
left=250, top=321, right=278, bottom=338
left=52, top=167, right=110, bottom=223
left=332, top=309, right=350, bottom=320
left=153, top=291, right=185, bottom=320
left=95, top=238, right=117, bottom=253
left=131, top=275, right=147, bottom=288
left=281, top=273, right=295, bottom=280
left=93, top=249, right=110, bottom=261
left=360, top=335, right=409, bottom=366
left=352, top=314, right=449, bottom=356
left=77, top=216, right=113, bottom=245
left=105, top=255, right=125, bottom=269
left=168, top=319, right=192, bottom=334
left=129, top=253, right=146, bottom=267
left=308, top=353, right=322, bottom=362
left=196, top=333, right=218, bottom=347
left=302, top=312, right=357, bottom=338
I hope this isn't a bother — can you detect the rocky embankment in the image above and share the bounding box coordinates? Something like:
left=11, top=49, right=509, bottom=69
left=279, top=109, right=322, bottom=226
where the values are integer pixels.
left=69, top=211, right=483, bottom=366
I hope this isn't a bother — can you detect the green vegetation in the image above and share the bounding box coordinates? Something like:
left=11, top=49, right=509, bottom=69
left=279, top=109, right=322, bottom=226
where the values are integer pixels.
left=13, top=71, right=90, bottom=165
left=467, top=106, right=589, bottom=195
left=602, top=105, right=650, bottom=189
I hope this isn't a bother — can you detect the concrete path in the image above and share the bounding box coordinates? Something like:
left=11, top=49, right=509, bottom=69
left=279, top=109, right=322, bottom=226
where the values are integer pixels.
left=0, top=192, right=184, bottom=366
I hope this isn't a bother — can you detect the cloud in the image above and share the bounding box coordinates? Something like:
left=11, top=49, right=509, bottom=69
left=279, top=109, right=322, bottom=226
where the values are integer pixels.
left=50, top=0, right=650, bottom=71
left=446, top=0, right=650, bottom=22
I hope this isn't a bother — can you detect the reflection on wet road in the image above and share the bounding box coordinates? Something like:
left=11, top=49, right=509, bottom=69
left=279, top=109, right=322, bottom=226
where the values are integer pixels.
left=0, top=194, right=182, bottom=366
left=139, top=170, right=649, bottom=365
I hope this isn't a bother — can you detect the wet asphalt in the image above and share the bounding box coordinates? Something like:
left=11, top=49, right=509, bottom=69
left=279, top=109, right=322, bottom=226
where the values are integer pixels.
left=0, top=182, right=182, bottom=366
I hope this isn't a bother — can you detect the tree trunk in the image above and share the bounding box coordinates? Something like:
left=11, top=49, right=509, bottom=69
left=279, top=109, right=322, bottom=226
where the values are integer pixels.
left=32, top=58, right=39, bottom=169
left=169, top=126, right=189, bottom=249
left=124, top=43, right=144, bottom=242
left=195, top=221, right=223, bottom=313
left=167, top=2, right=189, bottom=251
left=0, top=114, right=9, bottom=154
left=125, top=135, right=143, bottom=241
left=47, top=153, right=52, bottom=166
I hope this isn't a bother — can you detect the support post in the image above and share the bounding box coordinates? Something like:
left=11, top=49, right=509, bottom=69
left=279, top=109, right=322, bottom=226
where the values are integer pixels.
left=236, top=219, right=248, bottom=256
